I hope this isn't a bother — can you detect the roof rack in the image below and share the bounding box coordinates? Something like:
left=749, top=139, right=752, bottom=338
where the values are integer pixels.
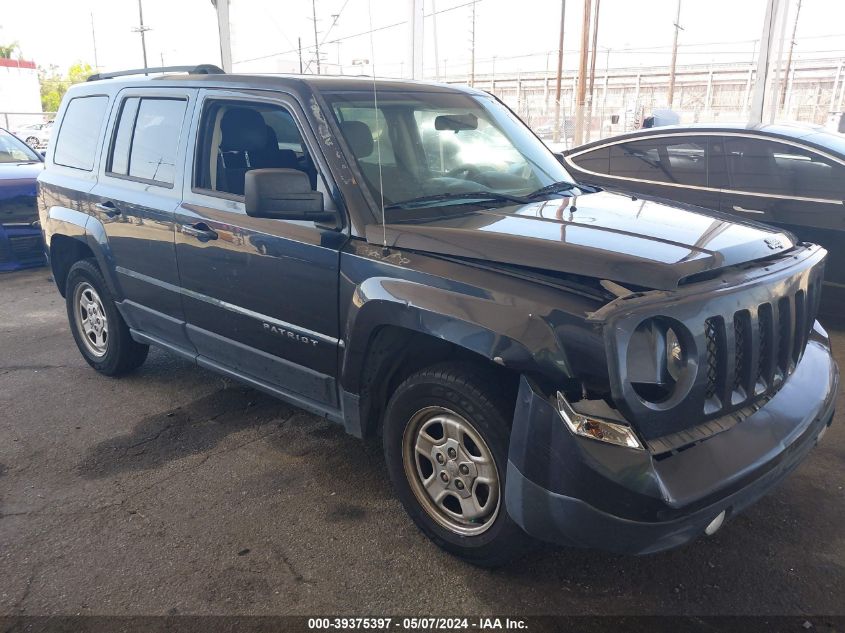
left=87, top=64, right=225, bottom=82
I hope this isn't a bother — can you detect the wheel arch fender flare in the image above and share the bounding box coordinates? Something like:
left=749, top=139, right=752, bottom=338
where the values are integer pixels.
left=339, top=276, right=568, bottom=395
left=44, top=205, right=123, bottom=300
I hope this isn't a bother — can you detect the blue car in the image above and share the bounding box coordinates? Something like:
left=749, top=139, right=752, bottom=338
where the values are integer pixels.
left=1, top=128, right=46, bottom=272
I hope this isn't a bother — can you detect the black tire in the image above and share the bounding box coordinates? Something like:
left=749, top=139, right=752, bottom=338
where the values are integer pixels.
left=65, top=259, right=149, bottom=376
left=383, top=362, right=534, bottom=566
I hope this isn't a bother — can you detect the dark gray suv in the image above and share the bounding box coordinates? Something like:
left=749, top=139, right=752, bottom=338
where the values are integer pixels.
left=38, top=66, right=838, bottom=565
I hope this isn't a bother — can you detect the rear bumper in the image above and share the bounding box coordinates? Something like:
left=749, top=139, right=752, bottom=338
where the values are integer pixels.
left=505, top=326, right=838, bottom=555
left=0, top=224, right=46, bottom=272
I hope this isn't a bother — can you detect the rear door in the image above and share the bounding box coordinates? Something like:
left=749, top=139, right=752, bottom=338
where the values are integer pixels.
left=174, top=89, right=345, bottom=411
left=89, top=87, right=197, bottom=352
left=720, top=134, right=845, bottom=284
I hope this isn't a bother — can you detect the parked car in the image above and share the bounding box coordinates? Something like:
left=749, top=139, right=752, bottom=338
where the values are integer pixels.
left=562, top=123, right=845, bottom=310
left=0, top=128, right=46, bottom=272
left=39, top=66, right=838, bottom=565
left=12, top=121, right=53, bottom=149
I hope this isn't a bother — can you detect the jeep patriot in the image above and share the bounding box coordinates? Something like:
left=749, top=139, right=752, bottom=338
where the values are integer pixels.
left=38, top=65, right=838, bottom=565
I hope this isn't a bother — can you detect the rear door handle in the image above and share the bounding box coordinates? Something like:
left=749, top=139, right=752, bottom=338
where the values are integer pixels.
left=732, top=205, right=766, bottom=215
left=182, top=222, right=218, bottom=242
left=95, top=201, right=121, bottom=218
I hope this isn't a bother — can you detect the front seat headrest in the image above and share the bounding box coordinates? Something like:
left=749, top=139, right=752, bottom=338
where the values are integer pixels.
left=220, top=108, right=267, bottom=152
left=341, top=121, right=374, bottom=159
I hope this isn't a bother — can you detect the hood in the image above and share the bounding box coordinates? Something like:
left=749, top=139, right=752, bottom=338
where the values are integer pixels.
left=366, top=190, right=795, bottom=291
left=0, top=162, right=42, bottom=225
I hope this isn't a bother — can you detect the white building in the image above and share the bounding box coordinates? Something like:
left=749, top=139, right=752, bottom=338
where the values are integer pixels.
left=0, top=58, right=43, bottom=130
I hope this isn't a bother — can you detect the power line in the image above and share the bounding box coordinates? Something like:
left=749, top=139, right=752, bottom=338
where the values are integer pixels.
left=233, top=0, right=482, bottom=66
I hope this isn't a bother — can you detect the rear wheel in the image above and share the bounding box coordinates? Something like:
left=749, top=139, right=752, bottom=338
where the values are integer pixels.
left=65, top=259, right=148, bottom=376
left=383, top=362, right=533, bottom=566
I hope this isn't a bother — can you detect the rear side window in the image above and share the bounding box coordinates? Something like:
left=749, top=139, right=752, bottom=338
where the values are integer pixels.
left=108, top=97, right=187, bottom=186
left=54, top=96, right=109, bottom=170
left=724, top=137, right=845, bottom=200
left=607, top=136, right=709, bottom=187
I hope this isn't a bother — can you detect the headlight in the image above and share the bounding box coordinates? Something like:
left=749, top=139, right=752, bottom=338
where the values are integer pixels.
left=627, top=317, right=695, bottom=406
left=556, top=392, right=643, bottom=450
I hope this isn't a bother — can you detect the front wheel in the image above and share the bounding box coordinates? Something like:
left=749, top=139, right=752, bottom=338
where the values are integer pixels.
left=383, top=362, right=533, bottom=566
left=65, top=259, right=149, bottom=376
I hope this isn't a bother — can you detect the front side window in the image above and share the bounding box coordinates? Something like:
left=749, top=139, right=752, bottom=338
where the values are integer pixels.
left=607, top=136, right=709, bottom=187
left=194, top=100, right=317, bottom=197
left=323, top=91, right=572, bottom=213
left=54, top=96, right=108, bottom=170
left=108, top=97, right=187, bottom=186
left=569, top=145, right=609, bottom=176
left=724, top=137, right=845, bottom=200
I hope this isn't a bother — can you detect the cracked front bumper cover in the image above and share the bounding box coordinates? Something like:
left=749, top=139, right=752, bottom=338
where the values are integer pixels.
left=505, top=327, right=838, bottom=555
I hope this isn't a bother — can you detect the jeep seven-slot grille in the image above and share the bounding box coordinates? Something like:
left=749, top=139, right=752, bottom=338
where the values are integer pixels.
left=703, top=283, right=818, bottom=410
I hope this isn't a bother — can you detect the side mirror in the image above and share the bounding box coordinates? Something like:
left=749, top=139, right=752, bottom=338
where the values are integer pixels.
left=244, top=168, right=335, bottom=222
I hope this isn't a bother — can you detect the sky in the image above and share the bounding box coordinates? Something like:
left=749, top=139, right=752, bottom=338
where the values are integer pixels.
left=0, top=0, right=843, bottom=80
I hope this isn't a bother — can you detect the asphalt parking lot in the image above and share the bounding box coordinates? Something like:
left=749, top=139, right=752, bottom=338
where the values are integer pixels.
left=1, top=267, right=844, bottom=617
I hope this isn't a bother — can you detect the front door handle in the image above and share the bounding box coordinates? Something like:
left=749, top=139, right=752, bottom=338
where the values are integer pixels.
left=95, top=201, right=121, bottom=218
left=732, top=205, right=766, bottom=215
left=182, top=222, right=218, bottom=242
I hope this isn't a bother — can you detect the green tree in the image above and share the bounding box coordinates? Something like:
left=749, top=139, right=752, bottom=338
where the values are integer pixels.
left=0, top=42, right=19, bottom=59
left=39, top=62, right=93, bottom=113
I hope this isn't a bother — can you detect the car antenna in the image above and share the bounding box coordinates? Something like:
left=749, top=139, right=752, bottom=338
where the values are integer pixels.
left=367, top=0, right=389, bottom=256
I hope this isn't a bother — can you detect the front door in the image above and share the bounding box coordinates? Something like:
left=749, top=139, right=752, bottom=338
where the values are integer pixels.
left=90, top=88, right=197, bottom=351
left=175, top=89, right=345, bottom=409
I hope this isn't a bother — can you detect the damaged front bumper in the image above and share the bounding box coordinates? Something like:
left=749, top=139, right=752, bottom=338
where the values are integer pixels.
left=505, top=324, right=838, bottom=555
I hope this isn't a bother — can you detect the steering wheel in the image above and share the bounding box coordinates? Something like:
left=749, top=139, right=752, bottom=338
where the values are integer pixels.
left=446, top=164, right=485, bottom=182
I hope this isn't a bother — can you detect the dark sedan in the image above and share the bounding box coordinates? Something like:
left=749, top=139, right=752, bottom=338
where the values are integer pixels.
left=0, top=128, right=46, bottom=272
left=562, top=123, right=845, bottom=308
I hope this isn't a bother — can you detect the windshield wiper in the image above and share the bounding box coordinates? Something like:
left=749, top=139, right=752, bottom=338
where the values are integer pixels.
left=525, top=180, right=577, bottom=199
left=384, top=191, right=529, bottom=210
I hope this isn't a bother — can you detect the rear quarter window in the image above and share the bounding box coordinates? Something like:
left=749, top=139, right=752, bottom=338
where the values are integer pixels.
left=53, top=95, right=109, bottom=171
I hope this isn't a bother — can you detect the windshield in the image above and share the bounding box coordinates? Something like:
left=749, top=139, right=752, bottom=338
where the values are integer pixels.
left=323, top=90, right=574, bottom=215
left=0, top=129, right=41, bottom=163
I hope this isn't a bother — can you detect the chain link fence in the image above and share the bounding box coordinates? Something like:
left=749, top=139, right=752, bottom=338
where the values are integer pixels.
left=448, top=58, right=845, bottom=149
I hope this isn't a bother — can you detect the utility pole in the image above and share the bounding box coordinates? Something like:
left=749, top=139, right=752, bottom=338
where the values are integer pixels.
left=132, top=0, right=151, bottom=71
left=553, top=0, right=566, bottom=143
left=298, top=37, right=304, bottom=74
left=311, top=0, right=321, bottom=74
left=667, top=0, right=682, bottom=108
left=90, top=11, right=99, bottom=70
left=212, top=0, right=232, bottom=72
left=469, top=1, right=476, bottom=87
left=750, top=0, right=784, bottom=124
left=585, top=0, right=600, bottom=142
left=574, top=0, right=592, bottom=146
left=432, top=0, right=441, bottom=80
left=408, top=0, right=424, bottom=79
left=779, top=0, right=802, bottom=111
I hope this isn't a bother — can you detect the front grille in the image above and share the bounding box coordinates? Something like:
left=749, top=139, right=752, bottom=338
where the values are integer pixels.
left=704, top=318, right=719, bottom=399
left=702, top=285, right=818, bottom=412
left=733, top=311, right=749, bottom=392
